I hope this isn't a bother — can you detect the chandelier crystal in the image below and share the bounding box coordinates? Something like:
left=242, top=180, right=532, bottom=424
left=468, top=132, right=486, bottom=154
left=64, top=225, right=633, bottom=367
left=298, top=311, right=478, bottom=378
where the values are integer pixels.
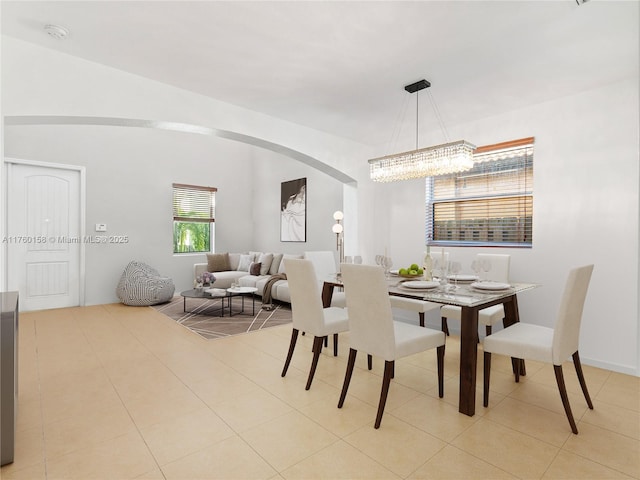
left=369, top=140, right=476, bottom=182
left=369, top=79, right=476, bottom=182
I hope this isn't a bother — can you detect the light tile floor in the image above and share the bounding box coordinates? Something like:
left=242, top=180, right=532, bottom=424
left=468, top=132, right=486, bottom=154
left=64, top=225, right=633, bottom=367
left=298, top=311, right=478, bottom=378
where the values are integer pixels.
left=1, top=303, right=639, bottom=479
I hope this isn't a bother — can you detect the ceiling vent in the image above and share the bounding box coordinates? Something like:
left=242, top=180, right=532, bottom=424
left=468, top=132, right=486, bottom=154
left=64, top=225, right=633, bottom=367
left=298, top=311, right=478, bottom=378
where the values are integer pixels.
left=44, top=24, right=69, bottom=40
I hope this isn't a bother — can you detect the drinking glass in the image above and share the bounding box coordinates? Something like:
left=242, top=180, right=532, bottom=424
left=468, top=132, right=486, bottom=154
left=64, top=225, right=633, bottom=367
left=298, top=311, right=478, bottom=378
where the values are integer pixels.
left=382, top=256, right=393, bottom=278
left=354, top=256, right=363, bottom=265
left=481, top=258, right=492, bottom=281
left=471, top=260, right=481, bottom=278
left=344, top=256, right=353, bottom=264
left=434, top=258, right=449, bottom=287
left=449, top=261, right=462, bottom=289
left=432, top=258, right=442, bottom=280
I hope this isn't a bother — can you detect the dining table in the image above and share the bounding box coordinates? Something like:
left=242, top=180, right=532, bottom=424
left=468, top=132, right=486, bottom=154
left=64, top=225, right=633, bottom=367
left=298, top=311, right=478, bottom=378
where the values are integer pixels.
left=322, top=274, right=539, bottom=417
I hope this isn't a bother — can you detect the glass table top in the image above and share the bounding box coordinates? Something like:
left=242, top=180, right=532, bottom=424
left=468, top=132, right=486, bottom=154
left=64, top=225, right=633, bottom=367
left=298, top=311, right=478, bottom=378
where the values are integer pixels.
left=326, top=275, right=538, bottom=308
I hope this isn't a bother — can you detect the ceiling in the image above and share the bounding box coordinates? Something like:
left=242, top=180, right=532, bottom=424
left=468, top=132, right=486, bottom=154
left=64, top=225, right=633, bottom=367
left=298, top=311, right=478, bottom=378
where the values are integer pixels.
left=2, top=1, right=638, bottom=148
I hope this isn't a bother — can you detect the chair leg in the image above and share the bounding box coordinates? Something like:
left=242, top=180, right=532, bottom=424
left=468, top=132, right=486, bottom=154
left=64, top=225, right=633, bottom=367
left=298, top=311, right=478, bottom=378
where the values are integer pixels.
left=338, top=348, right=357, bottom=408
left=437, top=345, right=445, bottom=398
left=479, top=325, right=492, bottom=344
left=374, top=360, right=394, bottom=429
left=333, top=333, right=339, bottom=356
left=419, top=312, right=425, bottom=327
left=573, top=351, right=594, bottom=409
left=281, top=328, right=299, bottom=377
left=441, top=316, right=450, bottom=336
left=367, top=354, right=373, bottom=370
left=554, top=364, right=579, bottom=434
left=305, top=336, right=324, bottom=390
left=511, top=357, right=526, bottom=377
left=483, top=351, right=491, bottom=407
left=324, top=336, right=328, bottom=347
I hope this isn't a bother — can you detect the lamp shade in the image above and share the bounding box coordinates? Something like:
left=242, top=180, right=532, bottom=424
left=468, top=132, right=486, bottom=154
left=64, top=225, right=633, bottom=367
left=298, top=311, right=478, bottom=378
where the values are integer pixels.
left=333, top=211, right=344, bottom=221
left=332, top=224, right=344, bottom=234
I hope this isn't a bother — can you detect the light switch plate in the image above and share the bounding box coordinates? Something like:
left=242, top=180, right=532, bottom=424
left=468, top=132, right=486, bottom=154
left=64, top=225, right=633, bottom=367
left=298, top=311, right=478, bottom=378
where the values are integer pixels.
left=95, top=223, right=107, bottom=232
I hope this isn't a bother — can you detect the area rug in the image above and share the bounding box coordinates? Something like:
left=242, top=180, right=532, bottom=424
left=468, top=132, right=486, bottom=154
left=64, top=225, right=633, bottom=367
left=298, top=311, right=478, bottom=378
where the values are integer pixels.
left=152, top=295, right=292, bottom=340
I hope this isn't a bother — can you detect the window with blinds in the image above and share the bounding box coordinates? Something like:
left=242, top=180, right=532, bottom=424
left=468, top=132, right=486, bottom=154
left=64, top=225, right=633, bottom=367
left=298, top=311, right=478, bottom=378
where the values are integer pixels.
left=172, top=183, right=216, bottom=254
left=426, top=137, right=534, bottom=247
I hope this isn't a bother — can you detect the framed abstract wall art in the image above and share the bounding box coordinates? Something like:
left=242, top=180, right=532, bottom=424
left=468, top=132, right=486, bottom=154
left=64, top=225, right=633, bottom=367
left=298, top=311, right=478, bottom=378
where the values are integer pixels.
left=280, top=177, right=306, bottom=242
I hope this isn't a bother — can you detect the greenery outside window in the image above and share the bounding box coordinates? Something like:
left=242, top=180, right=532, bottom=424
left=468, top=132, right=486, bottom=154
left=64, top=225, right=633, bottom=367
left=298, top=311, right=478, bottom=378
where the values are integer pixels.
left=426, top=137, right=534, bottom=247
left=172, top=183, right=216, bottom=253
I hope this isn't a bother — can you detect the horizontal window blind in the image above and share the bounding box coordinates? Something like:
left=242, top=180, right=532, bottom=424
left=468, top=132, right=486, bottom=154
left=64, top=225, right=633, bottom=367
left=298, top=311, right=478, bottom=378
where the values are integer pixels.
left=172, top=183, right=216, bottom=223
left=426, top=137, right=534, bottom=247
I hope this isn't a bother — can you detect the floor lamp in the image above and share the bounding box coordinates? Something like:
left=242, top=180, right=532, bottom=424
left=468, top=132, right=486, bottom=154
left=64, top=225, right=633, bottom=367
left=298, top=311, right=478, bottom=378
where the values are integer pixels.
left=332, top=211, right=344, bottom=269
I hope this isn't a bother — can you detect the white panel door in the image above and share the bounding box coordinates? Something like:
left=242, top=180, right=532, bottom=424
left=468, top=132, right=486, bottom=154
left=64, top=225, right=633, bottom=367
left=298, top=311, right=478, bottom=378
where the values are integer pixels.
left=7, top=163, right=82, bottom=311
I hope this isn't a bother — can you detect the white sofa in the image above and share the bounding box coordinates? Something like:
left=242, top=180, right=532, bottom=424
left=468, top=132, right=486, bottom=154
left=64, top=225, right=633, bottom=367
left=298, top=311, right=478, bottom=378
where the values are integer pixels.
left=194, top=250, right=345, bottom=307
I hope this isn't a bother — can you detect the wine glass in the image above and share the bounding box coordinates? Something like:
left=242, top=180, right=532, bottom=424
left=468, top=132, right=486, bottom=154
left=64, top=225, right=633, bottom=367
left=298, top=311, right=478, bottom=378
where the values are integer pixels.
left=471, top=259, right=481, bottom=279
left=382, top=256, right=393, bottom=278
left=480, top=258, right=492, bottom=281
left=432, top=257, right=442, bottom=280
left=449, top=261, right=462, bottom=289
left=434, top=258, right=448, bottom=287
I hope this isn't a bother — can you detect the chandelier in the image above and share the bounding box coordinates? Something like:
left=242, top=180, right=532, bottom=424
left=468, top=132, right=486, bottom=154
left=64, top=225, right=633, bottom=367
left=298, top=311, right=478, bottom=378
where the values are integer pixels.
left=368, top=79, right=476, bottom=182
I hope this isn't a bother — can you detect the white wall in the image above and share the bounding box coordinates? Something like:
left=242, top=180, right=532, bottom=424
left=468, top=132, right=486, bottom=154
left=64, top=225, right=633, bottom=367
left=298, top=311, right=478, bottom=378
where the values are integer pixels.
left=1, top=37, right=365, bottom=305
left=1, top=37, right=638, bottom=375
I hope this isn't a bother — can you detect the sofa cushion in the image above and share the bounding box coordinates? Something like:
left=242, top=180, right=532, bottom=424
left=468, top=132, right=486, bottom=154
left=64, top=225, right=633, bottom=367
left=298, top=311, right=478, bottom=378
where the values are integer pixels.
left=239, top=274, right=268, bottom=292
left=206, top=252, right=231, bottom=272
left=258, top=253, right=274, bottom=275
left=269, top=253, right=284, bottom=275
left=274, top=281, right=291, bottom=303
left=250, top=262, right=262, bottom=276
left=237, top=254, right=254, bottom=271
left=228, top=253, right=241, bottom=271
left=211, top=271, right=246, bottom=289
left=278, top=254, right=304, bottom=273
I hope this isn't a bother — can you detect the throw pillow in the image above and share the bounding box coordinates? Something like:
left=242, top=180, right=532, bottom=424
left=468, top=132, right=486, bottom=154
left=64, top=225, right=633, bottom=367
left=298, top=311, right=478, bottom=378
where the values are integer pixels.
left=237, top=254, right=253, bottom=272
left=258, top=253, right=274, bottom=275
left=269, top=253, right=284, bottom=275
left=206, top=253, right=231, bottom=272
left=249, top=262, right=262, bottom=276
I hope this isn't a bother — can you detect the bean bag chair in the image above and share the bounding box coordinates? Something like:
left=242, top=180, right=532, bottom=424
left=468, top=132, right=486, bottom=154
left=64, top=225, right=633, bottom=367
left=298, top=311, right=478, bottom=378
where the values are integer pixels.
left=116, top=261, right=175, bottom=306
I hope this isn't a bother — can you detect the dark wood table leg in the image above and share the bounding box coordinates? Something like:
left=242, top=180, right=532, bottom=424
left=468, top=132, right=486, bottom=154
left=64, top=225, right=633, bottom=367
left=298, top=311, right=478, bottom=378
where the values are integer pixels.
left=321, top=282, right=335, bottom=308
left=459, top=306, right=479, bottom=416
left=502, top=295, right=526, bottom=376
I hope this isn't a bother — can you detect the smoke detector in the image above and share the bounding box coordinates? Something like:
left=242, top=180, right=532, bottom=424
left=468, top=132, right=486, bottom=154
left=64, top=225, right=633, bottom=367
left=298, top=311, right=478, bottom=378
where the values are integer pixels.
left=44, top=24, right=69, bottom=40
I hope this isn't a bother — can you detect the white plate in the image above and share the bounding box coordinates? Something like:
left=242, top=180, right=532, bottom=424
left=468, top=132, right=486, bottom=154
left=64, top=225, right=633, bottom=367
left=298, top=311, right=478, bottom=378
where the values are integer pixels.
left=401, top=280, right=440, bottom=289
left=447, top=274, right=479, bottom=282
left=470, top=281, right=511, bottom=291
left=390, top=269, right=399, bottom=275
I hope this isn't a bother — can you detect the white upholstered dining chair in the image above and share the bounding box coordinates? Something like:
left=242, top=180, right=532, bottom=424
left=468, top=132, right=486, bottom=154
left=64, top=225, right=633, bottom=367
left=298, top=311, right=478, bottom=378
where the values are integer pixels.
left=483, top=264, right=594, bottom=434
left=338, top=263, right=446, bottom=429
left=281, top=259, right=349, bottom=390
left=441, top=253, right=511, bottom=338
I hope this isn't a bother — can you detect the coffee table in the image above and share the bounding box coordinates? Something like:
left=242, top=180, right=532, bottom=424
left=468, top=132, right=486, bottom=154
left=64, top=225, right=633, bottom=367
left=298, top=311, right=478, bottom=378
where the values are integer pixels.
left=180, top=287, right=258, bottom=317
left=225, top=287, right=258, bottom=316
